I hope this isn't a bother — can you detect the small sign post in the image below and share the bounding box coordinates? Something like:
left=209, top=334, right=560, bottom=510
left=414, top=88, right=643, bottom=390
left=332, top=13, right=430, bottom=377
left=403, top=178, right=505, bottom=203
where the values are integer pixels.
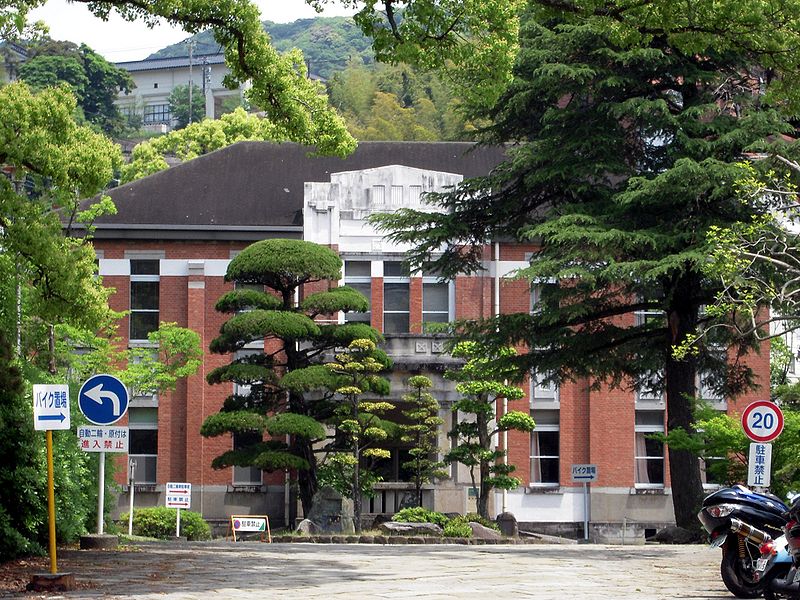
left=229, top=515, right=272, bottom=543
left=78, top=374, right=130, bottom=535
left=32, top=384, right=70, bottom=575
left=571, top=464, right=598, bottom=542
left=166, top=482, right=192, bottom=537
left=741, top=401, right=783, bottom=491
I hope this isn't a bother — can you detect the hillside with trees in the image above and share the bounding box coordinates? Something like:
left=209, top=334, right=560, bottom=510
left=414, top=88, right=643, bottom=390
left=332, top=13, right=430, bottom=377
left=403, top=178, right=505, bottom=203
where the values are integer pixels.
left=148, top=18, right=374, bottom=81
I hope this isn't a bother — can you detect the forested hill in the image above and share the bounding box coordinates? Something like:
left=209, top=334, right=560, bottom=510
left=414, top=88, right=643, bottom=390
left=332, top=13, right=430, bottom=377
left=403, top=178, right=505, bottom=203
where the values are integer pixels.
left=147, top=17, right=374, bottom=80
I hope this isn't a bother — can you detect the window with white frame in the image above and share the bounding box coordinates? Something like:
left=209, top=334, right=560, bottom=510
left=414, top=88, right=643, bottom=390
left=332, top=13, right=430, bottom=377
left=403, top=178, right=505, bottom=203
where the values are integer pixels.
left=372, top=185, right=385, bottom=205
left=636, top=371, right=664, bottom=404
left=530, top=409, right=559, bottom=485
left=530, top=371, right=559, bottom=404
left=530, top=282, right=557, bottom=314
left=383, top=261, right=409, bottom=333
left=344, top=260, right=372, bottom=324
left=409, top=185, right=422, bottom=205
left=130, top=259, right=160, bottom=341
left=422, top=280, right=449, bottom=329
left=634, top=410, right=665, bottom=486
left=128, top=406, right=158, bottom=484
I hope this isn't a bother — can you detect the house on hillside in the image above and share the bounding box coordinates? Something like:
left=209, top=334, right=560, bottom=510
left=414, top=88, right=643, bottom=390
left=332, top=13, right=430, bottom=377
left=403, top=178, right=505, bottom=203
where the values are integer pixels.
left=0, top=41, right=27, bottom=83
left=87, top=141, right=769, bottom=540
left=115, top=54, right=244, bottom=132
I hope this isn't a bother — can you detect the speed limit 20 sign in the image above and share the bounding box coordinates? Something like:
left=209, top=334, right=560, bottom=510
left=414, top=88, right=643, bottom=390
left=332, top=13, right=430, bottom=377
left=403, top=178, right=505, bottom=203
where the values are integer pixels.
left=741, top=401, right=784, bottom=443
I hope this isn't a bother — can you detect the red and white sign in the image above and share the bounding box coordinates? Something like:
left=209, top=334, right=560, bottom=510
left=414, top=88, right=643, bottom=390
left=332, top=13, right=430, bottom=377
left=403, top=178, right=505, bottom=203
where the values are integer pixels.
left=741, top=401, right=784, bottom=443
left=166, top=482, right=191, bottom=509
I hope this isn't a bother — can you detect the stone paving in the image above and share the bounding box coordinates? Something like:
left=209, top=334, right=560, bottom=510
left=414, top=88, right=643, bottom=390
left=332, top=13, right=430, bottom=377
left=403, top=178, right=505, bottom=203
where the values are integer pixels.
left=10, top=541, right=731, bottom=599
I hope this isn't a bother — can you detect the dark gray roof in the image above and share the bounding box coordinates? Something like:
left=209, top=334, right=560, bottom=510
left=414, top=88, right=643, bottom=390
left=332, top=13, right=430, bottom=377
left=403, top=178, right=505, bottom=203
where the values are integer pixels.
left=90, top=141, right=507, bottom=241
left=116, top=54, right=226, bottom=72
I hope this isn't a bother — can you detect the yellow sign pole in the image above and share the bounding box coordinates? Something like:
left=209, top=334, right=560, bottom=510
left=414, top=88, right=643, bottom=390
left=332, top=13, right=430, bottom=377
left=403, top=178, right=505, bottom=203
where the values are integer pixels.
left=46, top=430, right=57, bottom=574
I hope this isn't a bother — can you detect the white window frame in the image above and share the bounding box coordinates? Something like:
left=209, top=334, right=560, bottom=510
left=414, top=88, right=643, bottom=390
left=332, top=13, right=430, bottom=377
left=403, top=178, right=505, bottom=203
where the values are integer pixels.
left=383, top=260, right=410, bottom=334
left=128, top=405, right=158, bottom=484
left=421, top=277, right=451, bottom=329
left=530, top=410, right=560, bottom=487
left=634, top=410, right=665, bottom=489
left=129, top=258, right=160, bottom=342
left=342, top=260, right=372, bottom=325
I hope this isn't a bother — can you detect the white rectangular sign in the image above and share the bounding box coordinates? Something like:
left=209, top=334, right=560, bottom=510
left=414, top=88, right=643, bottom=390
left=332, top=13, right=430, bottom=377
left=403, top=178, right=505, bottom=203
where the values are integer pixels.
left=571, top=464, right=598, bottom=482
left=78, top=426, right=129, bottom=453
left=233, top=517, right=268, bottom=532
left=166, top=482, right=192, bottom=509
left=32, top=384, right=71, bottom=431
left=748, top=442, right=772, bottom=487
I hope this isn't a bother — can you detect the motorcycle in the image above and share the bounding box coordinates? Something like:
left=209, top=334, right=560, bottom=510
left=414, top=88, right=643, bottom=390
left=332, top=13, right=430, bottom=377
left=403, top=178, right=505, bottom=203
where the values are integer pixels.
left=698, top=484, right=790, bottom=598
left=761, top=495, right=800, bottom=599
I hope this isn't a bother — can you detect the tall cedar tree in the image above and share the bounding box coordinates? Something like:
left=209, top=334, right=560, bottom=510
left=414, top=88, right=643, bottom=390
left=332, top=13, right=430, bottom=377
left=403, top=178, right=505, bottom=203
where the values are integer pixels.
left=200, top=239, right=382, bottom=515
left=373, top=4, right=799, bottom=528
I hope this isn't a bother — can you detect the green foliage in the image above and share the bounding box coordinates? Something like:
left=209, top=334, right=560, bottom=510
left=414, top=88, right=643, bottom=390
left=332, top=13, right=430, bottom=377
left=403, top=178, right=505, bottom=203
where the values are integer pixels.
left=317, top=452, right=382, bottom=498
left=444, top=341, right=530, bottom=519
left=121, top=323, right=202, bottom=397
left=18, top=39, right=135, bottom=135
left=202, top=239, right=381, bottom=514
left=370, top=0, right=800, bottom=529
left=326, top=339, right=395, bottom=531
left=443, top=516, right=473, bottom=538
left=168, top=84, right=205, bottom=129
left=464, top=512, right=499, bottom=531
left=120, top=507, right=211, bottom=541
left=391, top=507, right=449, bottom=527
left=399, top=375, right=447, bottom=507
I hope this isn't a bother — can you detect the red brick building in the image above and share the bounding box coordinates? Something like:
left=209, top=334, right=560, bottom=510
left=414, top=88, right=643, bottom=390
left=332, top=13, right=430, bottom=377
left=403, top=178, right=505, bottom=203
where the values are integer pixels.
left=92, top=141, right=769, bottom=540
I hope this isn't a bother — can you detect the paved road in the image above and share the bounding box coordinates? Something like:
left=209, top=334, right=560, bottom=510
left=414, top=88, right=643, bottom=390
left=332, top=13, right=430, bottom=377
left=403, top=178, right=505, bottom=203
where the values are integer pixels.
left=16, top=541, right=730, bottom=599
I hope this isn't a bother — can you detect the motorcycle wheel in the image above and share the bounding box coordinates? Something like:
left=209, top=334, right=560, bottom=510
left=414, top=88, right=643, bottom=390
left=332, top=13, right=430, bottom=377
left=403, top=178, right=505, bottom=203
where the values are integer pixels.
left=720, top=538, right=765, bottom=598
left=762, top=565, right=795, bottom=600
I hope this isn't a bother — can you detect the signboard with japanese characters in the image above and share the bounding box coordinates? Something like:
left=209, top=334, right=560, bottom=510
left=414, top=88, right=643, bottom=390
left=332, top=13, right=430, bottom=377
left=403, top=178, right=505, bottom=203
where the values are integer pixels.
left=78, top=426, right=129, bottom=453
left=32, top=384, right=71, bottom=431
left=571, top=464, right=598, bottom=482
left=229, top=515, right=272, bottom=542
left=166, top=482, right=192, bottom=509
left=748, top=442, right=772, bottom=488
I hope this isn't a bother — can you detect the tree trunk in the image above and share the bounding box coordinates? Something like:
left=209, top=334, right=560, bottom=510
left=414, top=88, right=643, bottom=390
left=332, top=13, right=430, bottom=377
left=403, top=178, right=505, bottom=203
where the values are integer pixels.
left=294, top=438, right=317, bottom=516
left=477, top=406, right=491, bottom=520
left=664, top=288, right=705, bottom=530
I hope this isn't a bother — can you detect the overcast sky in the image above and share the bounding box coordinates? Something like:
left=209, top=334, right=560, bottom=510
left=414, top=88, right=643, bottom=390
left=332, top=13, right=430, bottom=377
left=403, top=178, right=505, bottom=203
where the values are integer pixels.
left=28, top=0, right=357, bottom=62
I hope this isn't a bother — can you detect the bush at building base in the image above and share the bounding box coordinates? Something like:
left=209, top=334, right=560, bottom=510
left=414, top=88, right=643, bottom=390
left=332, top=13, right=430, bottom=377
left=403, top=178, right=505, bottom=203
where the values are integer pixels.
left=120, top=507, right=211, bottom=541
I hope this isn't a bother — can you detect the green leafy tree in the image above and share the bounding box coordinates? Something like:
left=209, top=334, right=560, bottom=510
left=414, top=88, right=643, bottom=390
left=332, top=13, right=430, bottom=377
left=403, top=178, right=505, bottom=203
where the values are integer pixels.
left=325, top=338, right=394, bottom=532
left=445, top=342, right=534, bottom=520
left=372, top=0, right=800, bottom=530
left=399, top=375, right=446, bottom=507
left=4, top=0, right=355, bottom=159
left=168, top=83, right=206, bottom=130
left=200, top=239, right=382, bottom=515
left=18, top=40, right=135, bottom=136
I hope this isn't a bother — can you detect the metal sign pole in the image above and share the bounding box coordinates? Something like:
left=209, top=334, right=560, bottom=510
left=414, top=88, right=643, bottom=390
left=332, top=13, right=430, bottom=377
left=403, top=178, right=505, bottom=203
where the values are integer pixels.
left=128, top=459, right=136, bottom=536
left=97, top=450, right=105, bottom=534
left=583, top=482, right=589, bottom=541
left=46, top=431, right=57, bottom=574
left=176, top=508, right=181, bottom=538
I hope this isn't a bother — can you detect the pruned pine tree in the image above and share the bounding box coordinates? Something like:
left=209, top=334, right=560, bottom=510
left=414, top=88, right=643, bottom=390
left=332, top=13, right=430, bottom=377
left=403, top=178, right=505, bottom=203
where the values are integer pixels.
left=445, top=342, right=534, bottom=520
left=372, top=1, right=800, bottom=529
left=325, top=339, right=395, bottom=533
left=200, top=239, right=382, bottom=515
left=399, top=375, right=447, bottom=508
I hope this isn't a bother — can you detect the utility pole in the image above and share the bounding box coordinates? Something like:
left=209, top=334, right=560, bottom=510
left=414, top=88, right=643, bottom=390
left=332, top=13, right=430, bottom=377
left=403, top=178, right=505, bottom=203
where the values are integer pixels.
left=186, top=40, right=196, bottom=125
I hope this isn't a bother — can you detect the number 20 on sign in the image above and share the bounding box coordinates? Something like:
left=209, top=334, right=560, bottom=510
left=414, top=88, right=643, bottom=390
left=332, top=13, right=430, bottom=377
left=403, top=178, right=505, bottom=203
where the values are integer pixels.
left=741, top=401, right=784, bottom=443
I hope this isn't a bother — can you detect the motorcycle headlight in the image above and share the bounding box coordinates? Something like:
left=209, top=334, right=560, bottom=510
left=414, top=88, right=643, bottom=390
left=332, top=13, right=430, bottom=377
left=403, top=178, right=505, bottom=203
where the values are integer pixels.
left=707, top=504, right=736, bottom=518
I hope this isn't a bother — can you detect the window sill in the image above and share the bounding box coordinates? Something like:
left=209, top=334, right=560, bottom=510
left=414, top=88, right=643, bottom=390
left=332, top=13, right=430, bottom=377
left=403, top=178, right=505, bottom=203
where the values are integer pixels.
left=526, top=485, right=562, bottom=494
left=227, top=484, right=266, bottom=493
left=630, top=486, right=667, bottom=495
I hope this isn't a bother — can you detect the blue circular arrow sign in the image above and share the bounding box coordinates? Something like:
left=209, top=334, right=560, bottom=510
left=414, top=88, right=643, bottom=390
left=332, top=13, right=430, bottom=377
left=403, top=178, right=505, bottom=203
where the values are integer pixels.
left=79, top=374, right=129, bottom=425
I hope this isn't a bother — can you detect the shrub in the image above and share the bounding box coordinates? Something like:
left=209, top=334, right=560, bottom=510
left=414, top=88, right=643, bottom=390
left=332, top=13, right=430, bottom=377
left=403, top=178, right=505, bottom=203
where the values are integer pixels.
left=120, top=507, right=211, bottom=541
left=465, top=512, right=500, bottom=531
left=392, top=507, right=449, bottom=527
left=443, top=516, right=473, bottom=538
